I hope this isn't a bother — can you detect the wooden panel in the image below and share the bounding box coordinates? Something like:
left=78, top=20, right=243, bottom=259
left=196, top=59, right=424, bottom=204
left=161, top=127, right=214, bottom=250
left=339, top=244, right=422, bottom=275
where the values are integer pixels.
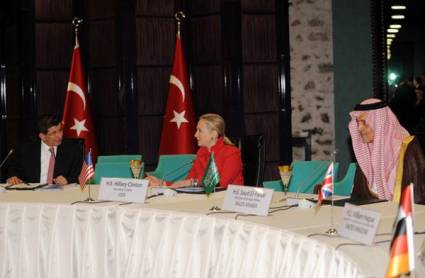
left=192, top=65, right=225, bottom=115
left=191, top=0, right=221, bottom=15
left=137, top=67, right=170, bottom=115
left=138, top=116, right=162, bottom=166
left=242, top=15, right=277, bottom=63
left=190, top=16, right=222, bottom=64
left=245, top=113, right=279, bottom=162
left=6, top=120, right=21, bottom=148
left=243, top=64, right=279, bottom=113
left=88, top=0, right=116, bottom=19
left=4, top=26, right=19, bottom=65
left=35, top=0, right=73, bottom=20
left=88, top=20, right=117, bottom=67
left=89, top=69, right=119, bottom=115
left=35, top=23, right=73, bottom=68
left=98, top=118, right=127, bottom=154
left=136, top=18, right=174, bottom=65
left=36, top=71, right=68, bottom=115
left=135, top=0, right=174, bottom=16
left=264, top=161, right=279, bottom=181
left=241, top=0, right=275, bottom=13
left=5, top=70, right=21, bottom=118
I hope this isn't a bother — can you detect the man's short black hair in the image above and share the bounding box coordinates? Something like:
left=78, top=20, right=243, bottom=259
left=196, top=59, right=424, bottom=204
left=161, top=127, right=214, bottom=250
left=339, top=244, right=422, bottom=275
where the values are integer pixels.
left=38, top=115, right=61, bottom=134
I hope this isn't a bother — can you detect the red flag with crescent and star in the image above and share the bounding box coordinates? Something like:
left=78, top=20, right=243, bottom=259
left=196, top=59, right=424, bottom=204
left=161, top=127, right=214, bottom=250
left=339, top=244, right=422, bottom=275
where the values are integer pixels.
left=158, top=33, right=197, bottom=154
left=62, top=38, right=98, bottom=161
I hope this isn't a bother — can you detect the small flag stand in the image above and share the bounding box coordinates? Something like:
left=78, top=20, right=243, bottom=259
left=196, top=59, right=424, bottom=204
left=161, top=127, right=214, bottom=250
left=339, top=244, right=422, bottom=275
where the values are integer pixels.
left=315, top=161, right=337, bottom=235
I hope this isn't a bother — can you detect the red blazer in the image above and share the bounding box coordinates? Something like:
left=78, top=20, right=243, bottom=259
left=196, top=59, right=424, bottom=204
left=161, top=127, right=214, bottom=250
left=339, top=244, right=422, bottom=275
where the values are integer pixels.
left=187, top=138, right=244, bottom=188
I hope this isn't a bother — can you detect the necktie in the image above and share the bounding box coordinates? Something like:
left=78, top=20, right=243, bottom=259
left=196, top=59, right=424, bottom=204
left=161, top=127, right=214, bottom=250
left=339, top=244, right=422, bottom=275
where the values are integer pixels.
left=47, top=147, right=55, bottom=184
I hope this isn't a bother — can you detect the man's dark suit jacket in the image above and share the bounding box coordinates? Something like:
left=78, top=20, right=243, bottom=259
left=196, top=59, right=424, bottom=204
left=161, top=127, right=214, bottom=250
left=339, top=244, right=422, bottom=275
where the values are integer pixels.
left=7, top=139, right=84, bottom=183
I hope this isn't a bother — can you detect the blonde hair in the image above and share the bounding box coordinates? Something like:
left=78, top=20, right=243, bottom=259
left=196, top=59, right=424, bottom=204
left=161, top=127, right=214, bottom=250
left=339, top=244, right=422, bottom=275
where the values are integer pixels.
left=199, top=113, right=233, bottom=145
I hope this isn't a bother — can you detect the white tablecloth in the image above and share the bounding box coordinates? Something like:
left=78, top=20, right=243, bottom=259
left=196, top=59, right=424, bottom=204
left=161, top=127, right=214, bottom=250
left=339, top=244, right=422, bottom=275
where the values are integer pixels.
left=0, top=185, right=424, bottom=278
left=0, top=202, right=360, bottom=278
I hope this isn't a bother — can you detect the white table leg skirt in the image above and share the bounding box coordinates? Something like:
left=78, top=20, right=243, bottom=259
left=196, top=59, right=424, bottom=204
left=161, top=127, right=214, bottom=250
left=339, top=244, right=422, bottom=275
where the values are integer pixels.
left=0, top=203, right=363, bottom=278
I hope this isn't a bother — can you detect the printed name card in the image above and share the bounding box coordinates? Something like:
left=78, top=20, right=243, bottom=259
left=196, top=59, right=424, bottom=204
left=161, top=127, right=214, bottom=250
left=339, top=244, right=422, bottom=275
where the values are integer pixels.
left=223, top=185, right=273, bottom=216
left=337, top=203, right=381, bottom=245
left=99, top=177, right=149, bottom=203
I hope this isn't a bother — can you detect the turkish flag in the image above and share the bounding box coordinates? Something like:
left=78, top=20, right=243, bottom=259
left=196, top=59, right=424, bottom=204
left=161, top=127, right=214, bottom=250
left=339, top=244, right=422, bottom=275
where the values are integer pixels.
left=62, top=39, right=98, bottom=161
left=159, top=35, right=197, bottom=154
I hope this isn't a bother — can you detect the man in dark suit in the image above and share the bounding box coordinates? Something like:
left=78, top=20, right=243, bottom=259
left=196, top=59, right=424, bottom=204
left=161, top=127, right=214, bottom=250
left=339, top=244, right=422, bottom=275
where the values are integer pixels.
left=7, top=115, right=83, bottom=185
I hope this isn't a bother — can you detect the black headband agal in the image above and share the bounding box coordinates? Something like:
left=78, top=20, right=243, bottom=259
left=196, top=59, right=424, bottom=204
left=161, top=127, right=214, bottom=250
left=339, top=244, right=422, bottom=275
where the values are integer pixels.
left=353, top=100, right=387, bottom=111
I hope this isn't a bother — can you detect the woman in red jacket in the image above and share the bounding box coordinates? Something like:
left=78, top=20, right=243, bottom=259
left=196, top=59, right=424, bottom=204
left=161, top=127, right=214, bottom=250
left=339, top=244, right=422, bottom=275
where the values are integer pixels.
left=147, top=113, right=244, bottom=188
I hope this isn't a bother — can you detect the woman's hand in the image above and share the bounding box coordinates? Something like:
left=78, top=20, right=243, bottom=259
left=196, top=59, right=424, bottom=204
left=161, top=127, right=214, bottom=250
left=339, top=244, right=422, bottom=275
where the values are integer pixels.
left=6, top=176, right=23, bottom=185
left=145, top=175, right=163, bottom=187
left=169, top=179, right=192, bottom=188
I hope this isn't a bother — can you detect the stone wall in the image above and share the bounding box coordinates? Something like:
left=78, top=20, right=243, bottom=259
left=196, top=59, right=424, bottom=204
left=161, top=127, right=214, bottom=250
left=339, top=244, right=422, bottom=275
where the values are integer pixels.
left=289, top=0, right=335, bottom=160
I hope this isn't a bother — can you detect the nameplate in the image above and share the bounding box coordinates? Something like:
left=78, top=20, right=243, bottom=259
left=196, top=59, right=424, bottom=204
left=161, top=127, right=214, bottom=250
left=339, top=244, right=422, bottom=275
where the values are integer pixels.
left=337, top=203, right=381, bottom=245
left=99, top=177, right=148, bottom=203
left=223, top=185, right=273, bottom=216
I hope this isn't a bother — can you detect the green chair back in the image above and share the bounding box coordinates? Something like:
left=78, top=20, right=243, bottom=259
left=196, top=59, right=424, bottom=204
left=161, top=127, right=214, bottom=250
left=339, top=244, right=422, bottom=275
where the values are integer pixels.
left=97, top=155, right=142, bottom=163
left=263, top=160, right=339, bottom=193
left=149, top=154, right=196, bottom=182
left=94, top=155, right=143, bottom=184
left=334, top=163, right=357, bottom=196
left=263, top=180, right=283, bottom=192
left=288, top=160, right=339, bottom=193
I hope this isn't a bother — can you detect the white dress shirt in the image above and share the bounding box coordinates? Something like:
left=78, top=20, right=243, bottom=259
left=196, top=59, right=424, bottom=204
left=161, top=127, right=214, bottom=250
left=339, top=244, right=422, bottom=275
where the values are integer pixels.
left=39, top=141, right=57, bottom=183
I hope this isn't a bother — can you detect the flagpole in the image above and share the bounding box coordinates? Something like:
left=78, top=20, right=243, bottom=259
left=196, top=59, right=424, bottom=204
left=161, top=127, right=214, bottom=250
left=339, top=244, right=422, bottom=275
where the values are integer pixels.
left=325, top=194, right=337, bottom=235
left=84, top=148, right=95, bottom=202
left=158, top=11, right=197, bottom=155
left=72, top=17, right=83, bottom=46
left=71, top=18, right=93, bottom=203
left=85, top=178, right=95, bottom=202
left=72, top=17, right=95, bottom=203
left=175, top=11, right=185, bottom=38
left=325, top=150, right=338, bottom=235
left=325, top=167, right=336, bottom=235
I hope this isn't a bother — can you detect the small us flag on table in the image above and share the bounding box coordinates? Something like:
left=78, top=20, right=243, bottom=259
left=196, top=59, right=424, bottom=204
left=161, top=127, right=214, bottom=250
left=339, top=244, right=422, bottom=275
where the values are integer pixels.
left=79, top=149, right=94, bottom=191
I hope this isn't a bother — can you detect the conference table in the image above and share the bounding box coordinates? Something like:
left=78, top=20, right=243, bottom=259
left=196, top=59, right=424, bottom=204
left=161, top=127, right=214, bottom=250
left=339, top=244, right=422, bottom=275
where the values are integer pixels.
left=0, top=184, right=424, bottom=278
